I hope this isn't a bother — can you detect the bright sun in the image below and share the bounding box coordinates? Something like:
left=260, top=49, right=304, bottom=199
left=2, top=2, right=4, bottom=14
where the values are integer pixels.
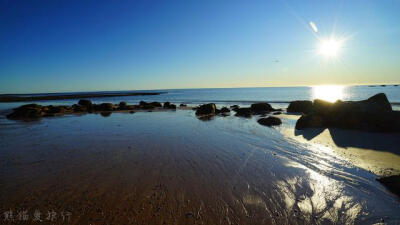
left=318, top=38, right=343, bottom=58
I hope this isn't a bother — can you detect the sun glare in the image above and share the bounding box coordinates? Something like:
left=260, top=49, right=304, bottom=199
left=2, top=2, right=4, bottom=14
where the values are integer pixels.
left=318, top=38, right=343, bottom=58
left=312, top=85, right=344, bottom=102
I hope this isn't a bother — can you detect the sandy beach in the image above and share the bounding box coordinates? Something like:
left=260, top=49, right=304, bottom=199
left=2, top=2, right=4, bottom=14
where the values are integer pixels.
left=1, top=108, right=399, bottom=224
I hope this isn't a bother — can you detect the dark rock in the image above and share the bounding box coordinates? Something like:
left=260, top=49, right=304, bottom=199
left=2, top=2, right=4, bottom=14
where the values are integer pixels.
left=139, top=101, right=161, bottom=109
left=295, top=93, right=400, bottom=132
left=139, top=101, right=147, bottom=107
left=377, top=175, right=400, bottom=197
left=119, top=101, right=127, bottom=107
left=72, top=104, right=87, bottom=112
left=250, top=103, right=274, bottom=114
left=295, top=114, right=324, bottom=129
left=7, top=104, right=43, bottom=119
left=257, top=116, right=282, bottom=126
left=220, top=107, right=230, bottom=113
left=99, top=103, right=114, bottom=111
left=150, top=102, right=162, bottom=107
left=230, top=105, right=239, bottom=110
left=287, top=101, right=313, bottom=113
left=78, top=99, right=92, bottom=107
left=179, top=103, right=187, bottom=107
left=163, top=102, right=171, bottom=108
left=195, top=103, right=216, bottom=116
left=273, top=111, right=282, bottom=115
left=163, top=102, right=176, bottom=109
left=129, top=111, right=135, bottom=114
left=235, top=107, right=252, bottom=117
left=46, top=105, right=65, bottom=114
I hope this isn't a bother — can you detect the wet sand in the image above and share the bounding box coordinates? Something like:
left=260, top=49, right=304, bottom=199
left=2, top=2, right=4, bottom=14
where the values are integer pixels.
left=0, top=110, right=399, bottom=224
left=279, top=114, right=400, bottom=176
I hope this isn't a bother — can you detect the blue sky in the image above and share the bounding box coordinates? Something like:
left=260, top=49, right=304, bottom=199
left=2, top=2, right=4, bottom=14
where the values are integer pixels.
left=1, top=0, right=399, bottom=93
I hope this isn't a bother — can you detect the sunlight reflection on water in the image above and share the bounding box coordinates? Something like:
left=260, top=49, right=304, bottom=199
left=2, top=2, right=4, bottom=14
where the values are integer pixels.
left=280, top=161, right=363, bottom=224
left=312, top=85, right=346, bottom=102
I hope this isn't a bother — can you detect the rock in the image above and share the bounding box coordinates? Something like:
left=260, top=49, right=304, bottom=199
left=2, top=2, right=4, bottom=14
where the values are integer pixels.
left=257, top=116, right=282, bottom=126
left=129, top=111, right=135, bottom=114
left=99, top=103, right=114, bottom=111
left=7, top=104, right=43, bottom=119
left=295, top=93, right=400, bottom=132
left=230, top=105, right=239, bottom=110
left=46, top=105, right=65, bottom=114
left=72, top=104, right=87, bottom=112
left=163, top=102, right=171, bottom=108
left=250, top=103, right=274, bottom=114
left=235, top=107, right=252, bottom=117
left=220, top=107, right=230, bottom=113
left=150, top=102, right=162, bottom=107
left=163, top=102, right=176, bottom=109
left=78, top=99, right=92, bottom=107
left=295, top=114, right=324, bottom=129
left=273, top=111, right=282, bottom=115
left=179, top=103, right=187, bottom=107
left=377, top=175, right=400, bottom=197
left=195, top=103, right=216, bottom=116
left=287, top=101, right=313, bottom=113
left=119, top=101, right=127, bottom=107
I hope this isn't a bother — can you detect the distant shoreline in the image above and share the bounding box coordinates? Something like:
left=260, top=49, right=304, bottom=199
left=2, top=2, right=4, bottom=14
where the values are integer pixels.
left=0, top=92, right=166, bottom=102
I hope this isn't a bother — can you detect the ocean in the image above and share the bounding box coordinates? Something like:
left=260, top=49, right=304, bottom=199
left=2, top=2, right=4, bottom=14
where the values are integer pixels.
left=0, top=85, right=399, bottom=111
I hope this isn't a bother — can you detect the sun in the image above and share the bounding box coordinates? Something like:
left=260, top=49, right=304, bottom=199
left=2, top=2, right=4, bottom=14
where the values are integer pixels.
left=318, top=38, right=344, bottom=58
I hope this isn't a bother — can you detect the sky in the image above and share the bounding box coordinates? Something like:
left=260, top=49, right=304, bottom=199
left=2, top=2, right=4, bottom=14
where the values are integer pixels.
left=0, top=0, right=399, bottom=93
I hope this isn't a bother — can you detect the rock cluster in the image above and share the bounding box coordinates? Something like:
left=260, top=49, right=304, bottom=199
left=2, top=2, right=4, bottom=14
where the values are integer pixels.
left=295, top=93, right=400, bottom=132
left=6, top=100, right=178, bottom=120
left=231, top=103, right=277, bottom=117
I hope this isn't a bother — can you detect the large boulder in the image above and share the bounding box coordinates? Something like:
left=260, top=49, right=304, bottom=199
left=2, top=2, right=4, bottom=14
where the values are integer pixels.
left=287, top=100, right=313, bottom=113
left=295, top=93, right=400, bottom=132
left=195, top=103, right=216, bottom=116
left=250, top=103, right=274, bottom=114
left=257, top=116, right=282, bottom=126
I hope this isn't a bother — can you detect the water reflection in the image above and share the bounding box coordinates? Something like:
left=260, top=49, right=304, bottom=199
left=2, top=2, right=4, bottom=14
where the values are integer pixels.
left=312, top=85, right=345, bottom=102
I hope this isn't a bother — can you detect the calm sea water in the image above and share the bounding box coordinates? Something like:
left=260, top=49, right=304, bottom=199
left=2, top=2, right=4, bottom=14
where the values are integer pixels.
left=1, top=85, right=399, bottom=111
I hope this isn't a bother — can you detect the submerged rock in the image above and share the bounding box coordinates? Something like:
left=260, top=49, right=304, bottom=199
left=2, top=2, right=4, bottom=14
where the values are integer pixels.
left=257, top=116, right=282, bottom=126
left=295, top=93, right=400, bottom=132
left=287, top=100, right=313, bottom=113
left=195, top=103, right=216, bottom=116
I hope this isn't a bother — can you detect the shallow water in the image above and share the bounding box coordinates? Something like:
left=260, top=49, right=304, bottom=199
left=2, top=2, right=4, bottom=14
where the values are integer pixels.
left=0, top=110, right=399, bottom=224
